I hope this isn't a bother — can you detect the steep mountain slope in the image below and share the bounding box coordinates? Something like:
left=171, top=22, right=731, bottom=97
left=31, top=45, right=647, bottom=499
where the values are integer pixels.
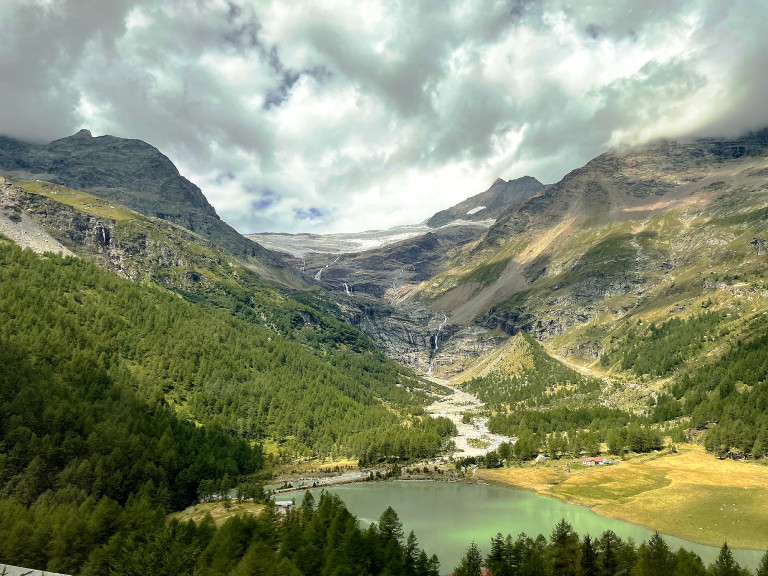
left=0, top=130, right=303, bottom=287
left=257, top=179, right=545, bottom=373
left=426, top=176, right=545, bottom=228
left=415, top=132, right=768, bottom=358
left=258, top=129, right=768, bottom=442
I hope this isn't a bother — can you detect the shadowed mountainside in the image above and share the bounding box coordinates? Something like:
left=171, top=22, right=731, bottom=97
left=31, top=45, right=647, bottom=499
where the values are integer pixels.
left=0, top=129, right=303, bottom=287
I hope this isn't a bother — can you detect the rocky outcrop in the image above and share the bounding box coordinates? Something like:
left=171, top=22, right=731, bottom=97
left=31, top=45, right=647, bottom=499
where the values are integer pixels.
left=0, top=131, right=305, bottom=288
left=751, top=237, right=768, bottom=255
left=426, top=176, right=545, bottom=228
left=0, top=177, right=74, bottom=256
left=285, top=131, right=768, bottom=372
left=1, top=180, right=224, bottom=289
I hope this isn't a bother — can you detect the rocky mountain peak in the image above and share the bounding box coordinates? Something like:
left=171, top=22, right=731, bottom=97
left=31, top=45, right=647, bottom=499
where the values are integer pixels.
left=426, top=175, right=546, bottom=228
left=0, top=130, right=305, bottom=287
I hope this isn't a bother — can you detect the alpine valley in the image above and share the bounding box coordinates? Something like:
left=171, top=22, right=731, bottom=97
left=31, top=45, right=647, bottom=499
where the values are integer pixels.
left=2, top=128, right=768, bottom=575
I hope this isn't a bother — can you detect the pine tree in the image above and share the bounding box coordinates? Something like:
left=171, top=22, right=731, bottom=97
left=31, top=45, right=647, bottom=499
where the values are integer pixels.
left=580, top=534, right=598, bottom=576
left=756, top=550, right=768, bottom=576
left=711, top=543, right=740, bottom=576
left=379, top=506, right=405, bottom=543
left=596, top=530, right=618, bottom=576
left=632, top=532, right=673, bottom=576
left=454, top=542, right=483, bottom=576
left=550, top=519, right=580, bottom=576
left=673, top=548, right=705, bottom=576
left=487, top=532, right=512, bottom=576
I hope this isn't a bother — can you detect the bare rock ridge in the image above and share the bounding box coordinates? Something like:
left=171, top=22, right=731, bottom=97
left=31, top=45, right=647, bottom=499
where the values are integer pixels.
left=260, top=130, right=768, bottom=374
left=0, top=130, right=303, bottom=287
left=426, top=175, right=545, bottom=228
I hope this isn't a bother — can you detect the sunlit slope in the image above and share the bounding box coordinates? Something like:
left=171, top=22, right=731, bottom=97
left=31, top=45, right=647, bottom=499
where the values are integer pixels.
left=416, top=133, right=768, bottom=365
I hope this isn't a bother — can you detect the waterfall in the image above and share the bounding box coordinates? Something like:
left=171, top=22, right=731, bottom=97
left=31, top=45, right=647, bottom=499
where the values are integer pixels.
left=426, top=314, right=449, bottom=377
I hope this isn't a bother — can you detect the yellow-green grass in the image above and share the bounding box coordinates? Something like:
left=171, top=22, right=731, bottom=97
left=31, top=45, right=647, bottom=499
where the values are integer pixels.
left=167, top=500, right=265, bottom=526
left=16, top=179, right=136, bottom=221
left=476, top=445, right=768, bottom=549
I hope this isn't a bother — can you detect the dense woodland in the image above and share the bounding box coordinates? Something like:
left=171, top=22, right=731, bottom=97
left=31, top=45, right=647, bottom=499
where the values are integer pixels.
left=601, top=310, right=768, bottom=459
left=464, top=333, right=603, bottom=409
left=0, top=337, right=260, bottom=572
left=0, top=240, right=454, bottom=460
left=0, top=240, right=452, bottom=573
left=467, top=308, right=768, bottom=463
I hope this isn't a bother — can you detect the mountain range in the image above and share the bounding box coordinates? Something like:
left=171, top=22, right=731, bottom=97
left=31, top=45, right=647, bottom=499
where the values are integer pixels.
left=3, top=127, right=768, bottom=394
left=2, top=127, right=768, bottom=573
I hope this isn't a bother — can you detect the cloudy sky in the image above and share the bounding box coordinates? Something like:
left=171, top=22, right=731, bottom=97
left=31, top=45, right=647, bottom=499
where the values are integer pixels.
left=2, top=0, right=767, bottom=233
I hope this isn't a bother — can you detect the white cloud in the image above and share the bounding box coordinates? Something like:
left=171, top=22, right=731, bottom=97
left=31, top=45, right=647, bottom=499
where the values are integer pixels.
left=1, top=0, right=767, bottom=233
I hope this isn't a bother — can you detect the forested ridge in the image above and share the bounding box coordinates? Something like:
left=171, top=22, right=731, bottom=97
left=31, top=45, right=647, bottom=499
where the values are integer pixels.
left=0, top=239, right=456, bottom=573
left=0, top=330, right=261, bottom=572
left=0, top=239, right=453, bottom=460
left=599, top=310, right=768, bottom=459
left=463, top=333, right=603, bottom=409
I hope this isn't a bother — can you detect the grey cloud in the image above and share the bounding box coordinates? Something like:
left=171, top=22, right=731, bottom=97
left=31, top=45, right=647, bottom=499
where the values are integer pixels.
left=0, top=0, right=136, bottom=141
left=251, top=196, right=278, bottom=212
left=1, top=0, right=767, bottom=234
left=295, top=207, right=325, bottom=221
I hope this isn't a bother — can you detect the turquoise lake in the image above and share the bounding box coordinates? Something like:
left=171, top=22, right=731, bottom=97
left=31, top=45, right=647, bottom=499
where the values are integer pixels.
left=278, top=481, right=764, bottom=572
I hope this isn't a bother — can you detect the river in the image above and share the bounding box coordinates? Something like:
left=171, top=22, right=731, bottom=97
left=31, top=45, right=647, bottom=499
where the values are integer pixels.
left=426, top=380, right=511, bottom=457
left=280, top=481, right=764, bottom=572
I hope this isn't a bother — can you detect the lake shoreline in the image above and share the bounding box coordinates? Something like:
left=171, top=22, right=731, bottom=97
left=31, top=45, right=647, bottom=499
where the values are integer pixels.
left=274, top=448, right=768, bottom=554
left=297, top=479, right=765, bottom=572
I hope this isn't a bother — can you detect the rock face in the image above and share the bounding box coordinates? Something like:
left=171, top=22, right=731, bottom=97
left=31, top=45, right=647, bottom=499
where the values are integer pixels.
left=264, top=180, right=545, bottom=372
left=266, top=130, right=768, bottom=372
left=0, top=177, right=74, bottom=256
left=426, top=176, right=545, bottom=228
left=0, top=179, right=212, bottom=284
left=0, top=131, right=304, bottom=287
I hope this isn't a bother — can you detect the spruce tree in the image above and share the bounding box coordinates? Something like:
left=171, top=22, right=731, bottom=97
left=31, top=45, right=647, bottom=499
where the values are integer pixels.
left=550, top=519, right=580, bottom=576
left=756, top=550, right=768, bottom=576
left=454, top=542, right=483, bottom=576
left=580, top=534, right=598, bottom=576
left=711, top=543, right=740, bottom=576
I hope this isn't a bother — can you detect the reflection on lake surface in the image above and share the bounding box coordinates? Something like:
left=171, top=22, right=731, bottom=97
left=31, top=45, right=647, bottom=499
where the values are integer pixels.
left=287, top=481, right=763, bottom=572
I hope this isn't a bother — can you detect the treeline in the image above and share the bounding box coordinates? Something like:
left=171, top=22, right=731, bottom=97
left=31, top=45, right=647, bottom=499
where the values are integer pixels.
left=672, top=315, right=768, bottom=458
left=454, top=519, right=768, bottom=576
left=463, top=333, right=602, bottom=409
left=600, top=310, right=726, bottom=377
left=487, top=406, right=631, bottom=439
left=601, top=307, right=768, bottom=459
left=460, top=421, right=664, bottom=468
left=465, top=330, right=672, bottom=463
left=0, top=241, right=452, bottom=459
left=12, top=490, right=440, bottom=576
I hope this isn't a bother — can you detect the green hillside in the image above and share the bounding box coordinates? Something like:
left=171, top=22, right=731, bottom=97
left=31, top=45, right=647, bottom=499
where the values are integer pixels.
left=0, top=240, right=453, bottom=460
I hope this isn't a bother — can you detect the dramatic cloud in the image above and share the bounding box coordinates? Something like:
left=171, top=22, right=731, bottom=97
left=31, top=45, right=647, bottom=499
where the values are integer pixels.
left=1, top=0, right=766, bottom=233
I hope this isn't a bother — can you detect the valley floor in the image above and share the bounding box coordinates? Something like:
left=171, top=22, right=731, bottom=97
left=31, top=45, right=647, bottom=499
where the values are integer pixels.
left=426, top=378, right=512, bottom=457
left=475, top=444, right=768, bottom=550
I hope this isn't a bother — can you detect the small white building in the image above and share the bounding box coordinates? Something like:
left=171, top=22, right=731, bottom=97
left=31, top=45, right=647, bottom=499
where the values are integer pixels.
left=275, top=500, right=295, bottom=514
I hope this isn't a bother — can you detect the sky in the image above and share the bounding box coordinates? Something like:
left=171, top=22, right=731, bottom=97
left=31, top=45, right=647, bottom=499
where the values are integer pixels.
left=1, top=0, right=767, bottom=234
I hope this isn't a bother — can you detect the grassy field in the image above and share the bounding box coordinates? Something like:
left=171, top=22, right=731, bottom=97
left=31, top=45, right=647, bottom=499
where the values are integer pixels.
left=167, top=501, right=265, bottom=526
left=16, top=179, right=136, bottom=221
left=476, top=445, right=768, bottom=549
